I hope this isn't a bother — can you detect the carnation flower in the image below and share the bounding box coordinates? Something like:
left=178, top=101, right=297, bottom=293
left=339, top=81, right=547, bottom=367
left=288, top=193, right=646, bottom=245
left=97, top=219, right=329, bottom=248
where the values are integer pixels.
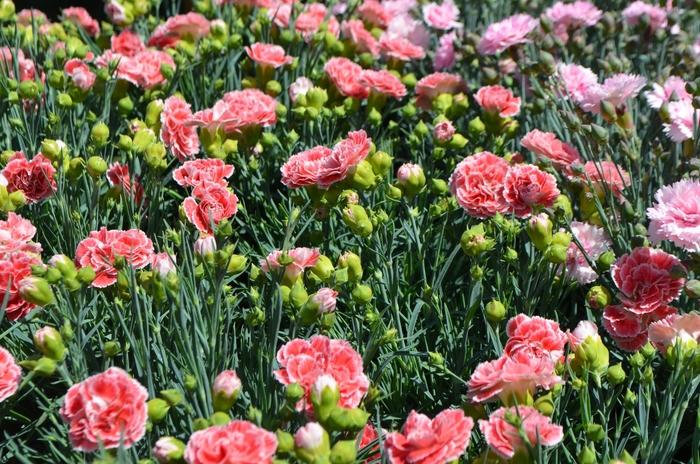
left=189, top=89, right=278, bottom=134
left=422, top=0, right=462, bottom=30
left=172, top=159, right=234, bottom=188
left=647, top=179, right=700, bottom=252
left=148, top=12, right=210, bottom=48
left=185, top=421, right=277, bottom=464
left=160, top=96, right=200, bottom=161
left=64, top=59, right=96, bottom=91
left=245, top=43, right=294, bottom=68
left=387, top=15, right=431, bottom=49
left=274, top=335, right=369, bottom=412
left=504, top=315, right=568, bottom=362
left=503, top=164, right=560, bottom=217
left=110, top=30, right=146, bottom=56
left=289, top=77, right=314, bottom=103
left=479, top=406, right=563, bottom=459
left=567, top=321, right=601, bottom=349
left=107, top=162, right=144, bottom=206
left=259, top=247, right=320, bottom=282
left=663, top=99, right=699, bottom=142
left=183, top=181, right=239, bottom=234
left=611, top=247, right=685, bottom=314
left=622, top=1, right=668, bottom=32
left=580, top=160, right=630, bottom=197
left=324, top=57, right=369, bottom=99
left=342, top=20, right=380, bottom=57
left=385, top=409, right=473, bottom=464
left=603, top=304, right=676, bottom=351
left=358, top=0, right=391, bottom=28
left=520, top=129, right=582, bottom=171
left=1, top=152, right=56, bottom=204
left=415, top=72, right=467, bottom=108
left=434, top=32, right=457, bottom=71
left=379, top=34, right=426, bottom=61
left=557, top=63, right=598, bottom=103
left=0, top=346, right=21, bottom=403
left=477, top=14, right=538, bottom=56
left=62, top=7, right=100, bottom=36
left=60, top=367, right=148, bottom=451
left=545, top=1, right=602, bottom=41
left=474, top=85, right=521, bottom=117
left=449, top=152, right=510, bottom=218
left=645, top=76, right=691, bottom=109
left=0, top=252, right=42, bottom=321
left=564, top=221, right=612, bottom=285
left=0, top=47, right=37, bottom=82
left=579, top=74, right=647, bottom=113
left=648, top=312, right=700, bottom=353
left=17, top=9, right=48, bottom=26
left=151, top=252, right=177, bottom=277
left=360, top=69, right=407, bottom=99
left=0, top=212, right=42, bottom=256
left=434, top=120, right=456, bottom=143
left=358, top=424, right=382, bottom=462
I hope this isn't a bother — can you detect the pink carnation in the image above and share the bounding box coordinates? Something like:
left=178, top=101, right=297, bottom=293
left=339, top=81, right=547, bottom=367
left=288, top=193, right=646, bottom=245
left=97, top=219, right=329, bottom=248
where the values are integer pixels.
left=379, top=34, right=426, bottom=61
left=564, top=221, right=611, bottom=285
left=341, top=20, right=380, bottom=57
left=111, top=30, right=145, bottom=56
left=189, top=89, right=277, bottom=134
left=579, top=74, right=647, bottom=113
left=182, top=181, right=239, bottom=234
left=107, top=162, right=144, bottom=206
left=645, top=76, right=691, bottom=109
left=557, top=63, right=598, bottom=103
left=647, top=179, right=700, bottom=252
left=580, top=160, right=630, bottom=197
left=64, top=59, right=96, bottom=91
left=148, top=12, right=211, bottom=48
left=622, top=1, right=668, bottom=32
left=387, top=15, right=430, bottom=49
left=173, top=159, right=234, bottom=188
left=603, top=304, right=676, bottom=351
left=274, top=335, right=369, bottom=412
left=422, top=0, right=461, bottom=30
left=0, top=48, right=37, bottom=82
left=433, top=33, right=456, bottom=71
left=503, top=164, right=560, bottom=217
left=360, top=69, right=407, bottom=99
left=449, top=152, right=510, bottom=218
left=504, top=315, right=568, bottom=362
left=358, top=0, right=391, bottom=28
left=0, top=252, right=42, bottom=320
left=324, top=57, right=369, bottom=99
left=1, top=152, right=57, bottom=204
left=245, top=43, right=293, bottom=68
left=648, top=312, right=700, bottom=353
left=477, top=14, right=538, bottom=55
left=161, top=96, right=200, bottom=161
left=521, top=129, right=582, bottom=171
left=0, top=212, right=42, bottom=256
left=17, top=9, right=48, bottom=26
left=663, top=99, right=699, bottom=142
left=259, top=247, right=320, bottom=282
left=0, top=346, right=21, bottom=403
left=385, top=409, right=473, bottom=464
left=434, top=120, right=456, bottom=143
left=474, top=85, right=521, bottom=117
left=62, top=7, right=100, bottom=36
left=545, top=1, right=602, bottom=41
left=479, top=406, right=563, bottom=459
left=185, top=421, right=277, bottom=464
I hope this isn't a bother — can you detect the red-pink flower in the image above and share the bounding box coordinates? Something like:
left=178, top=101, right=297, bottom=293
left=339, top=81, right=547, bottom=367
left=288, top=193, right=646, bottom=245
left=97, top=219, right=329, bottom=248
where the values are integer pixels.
left=503, top=164, right=560, bottom=217
left=172, top=159, right=234, bottom=188
left=467, top=351, right=561, bottom=403
left=434, top=120, right=456, bottom=143
left=379, top=34, right=426, bottom=61
left=281, top=146, right=334, bottom=188
left=449, top=152, right=510, bottom=218
left=97, top=49, right=175, bottom=89
left=647, top=179, right=700, bottom=252
left=148, top=12, right=211, bottom=48
left=603, top=304, right=676, bottom=351
left=360, top=69, right=407, bottom=99
left=611, top=247, right=685, bottom=314
left=358, top=424, right=382, bottom=462
left=580, top=160, right=630, bottom=197
left=189, top=89, right=277, bottom=134
left=648, top=312, right=700, bottom=354
left=415, top=72, right=467, bottom=109
left=107, top=162, right=144, bottom=206
left=0, top=252, right=41, bottom=321
left=75, top=228, right=154, bottom=288
left=183, top=181, right=239, bottom=234
left=0, top=346, right=21, bottom=402
left=64, top=59, right=96, bottom=90
left=385, top=409, right=473, bottom=464
left=110, top=30, right=145, bottom=56
left=341, top=20, right=380, bottom=56
left=358, top=0, right=391, bottom=28
left=520, top=129, right=581, bottom=171
left=1, top=152, right=56, bottom=204
left=479, top=406, right=563, bottom=459
left=185, top=421, right=277, bottom=464
left=477, top=14, right=538, bottom=55
left=259, top=247, right=320, bottom=282
left=324, top=57, right=369, bottom=99
left=60, top=367, right=148, bottom=452
left=245, top=43, right=293, bottom=68
left=295, top=3, right=334, bottom=38
left=274, top=335, right=369, bottom=412
left=504, top=315, right=568, bottom=362
left=474, top=85, right=521, bottom=117
left=63, top=7, right=100, bottom=36
left=161, top=96, right=200, bottom=161
left=0, top=48, right=37, bottom=82
left=0, top=212, right=42, bottom=256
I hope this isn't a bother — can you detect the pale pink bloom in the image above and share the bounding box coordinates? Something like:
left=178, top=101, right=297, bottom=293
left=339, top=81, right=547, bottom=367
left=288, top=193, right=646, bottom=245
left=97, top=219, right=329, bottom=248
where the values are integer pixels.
left=289, top=77, right=314, bottom=103
left=504, top=315, right=568, bottom=362
left=477, top=14, right=538, bottom=56
left=386, top=15, right=431, bottom=50
left=648, top=312, right=700, bottom=353
left=567, top=321, right=601, bottom=349
left=172, top=159, right=234, bottom=188
left=383, top=0, right=417, bottom=16
left=63, top=7, right=100, bottom=36
left=324, top=57, right=369, bottom=99
left=245, top=43, right=294, bottom=68
left=17, top=9, right=48, bottom=26
left=434, top=120, right=456, bottom=142
left=396, top=163, right=423, bottom=185
left=0, top=346, right=21, bottom=403
left=433, top=32, right=456, bottom=71
left=311, top=288, right=338, bottom=313
left=580, top=74, right=647, bottom=113
left=213, top=370, right=242, bottom=398
left=194, top=235, right=217, bottom=256
left=105, top=1, right=128, bottom=25
left=663, top=99, right=699, bottom=142
left=479, top=406, right=563, bottom=459
left=545, top=1, right=602, bottom=41
left=151, top=252, right=176, bottom=277
left=422, top=0, right=461, bottom=30
left=64, top=59, right=96, bottom=91
left=647, top=179, right=700, bottom=252
left=259, top=247, right=320, bottom=282
left=415, top=72, right=467, bottom=108
left=295, top=422, right=325, bottom=450
left=379, top=34, right=426, bottom=61
left=564, top=221, right=611, bottom=285
left=358, top=0, right=391, bottom=28
left=183, top=182, right=238, bottom=234
left=0, top=47, right=37, bottom=82
left=622, top=1, right=668, bottom=32
left=579, top=160, right=630, bottom=197
left=645, top=76, right=691, bottom=109
left=148, top=12, right=211, bottom=48
left=557, top=63, right=598, bottom=103
left=153, top=437, right=183, bottom=464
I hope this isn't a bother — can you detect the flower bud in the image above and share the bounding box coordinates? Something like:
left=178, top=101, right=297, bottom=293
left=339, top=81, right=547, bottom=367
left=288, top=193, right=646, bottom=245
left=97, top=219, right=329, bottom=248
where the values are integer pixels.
left=545, top=244, right=568, bottom=264
left=300, top=288, right=338, bottom=325
left=330, top=440, right=357, bottom=464
left=586, top=286, right=611, bottom=309
left=152, top=437, right=185, bottom=463
left=624, top=389, right=637, bottom=409
left=212, top=370, right=242, bottom=412
left=289, top=280, right=309, bottom=309
left=327, top=407, right=370, bottom=432
left=343, top=205, right=373, bottom=237
left=485, top=299, right=506, bottom=323
left=211, top=411, right=231, bottom=426
left=87, top=156, right=108, bottom=178
left=18, top=276, right=54, bottom=306
left=309, top=255, right=334, bottom=282
left=90, top=122, right=110, bottom=148
left=159, top=389, right=183, bottom=407
left=0, top=0, right=15, bottom=21
left=20, top=356, right=57, bottom=376
left=349, top=160, right=377, bottom=190
left=41, top=139, right=66, bottom=162
left=365, top=150, right=392, bottom=179
left=351, top=284, right=373, bottom=304
left=33, top=326, right=66, bottom=361
left=685, top=279, right=700, bottom=299
left=76, top=266, right=96, bottom=284
left=395, top=163, right=425, bottom=197
left=460, top=223, right=495, bottom=257
left=286, top=382, right=305, bottom=404
left=337, top=252, right=362, bottom=282
left=470, top=264, right=484, bottom=280
left=578, top=445, right=597, bottom=464
left=527, top=213, right=553, bottom=251
left=18, top=80, right=40, bottom=99
left=145, top=99, right=164, bottom=128
left=226, top=254, right=248, bottom=274
left=607, top=363, right=626, bottom=385
left=194, top=235, right=217, bottom=257
left=147, top=398, right=170, bottom=423
left=534, top=392, right=555, bottom=416
left=552, top=194, right=573, bottom=221
left=294, top=422, right=331, bottom=463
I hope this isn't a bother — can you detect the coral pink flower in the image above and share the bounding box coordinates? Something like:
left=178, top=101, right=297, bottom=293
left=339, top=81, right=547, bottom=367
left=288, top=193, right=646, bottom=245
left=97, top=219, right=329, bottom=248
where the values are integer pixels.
left=385, top=409, right=473, bottom=464
left=415, top=72, right=467, bottom=108
left=75, top=228, right=154, bottom=288
left=294, top=3, right=335, bottom=38
left=245, top=43, right=293, bottom=68
left=60, top=367, right=148, bottom=452
left=97, top=49, right=175, bottom=89
left=358, top=424, right=382, bottom=462
left=422, top=0, right=461, bottom=30
left=358, top=0, right=391, bottom=28
left=62, top=7, right=100, bottom=36
left=433, top=32, right=456, bottom=71
left=324, top=57, right=369, bottom=99
left=360, top=70, right=407, bottom=99
left=503, top=164, right=559, bottom=217
left=474, top=85, right=521, bottom=117
left=622, top=1, right=667, bottom=32
left=434, top=120, right=456, bottom=143
left=663, top=100, right=699, bottom=142
left=189, top=89, right=277, bottom=134
left=0, top=213, right=42, bottom=256
left=148, top=12, right=211, bottom=48
left=274, top=335, right=369, bottom=411
left=0, top=346, right=21, bottom=403
left=612, top=247, right=685, bottom=314
left=259, top=247, right=320, bottom=281
left=648, top=312, right=700, bottom=353
left=183, top=181, right=239, bottom=234
left=580, top=74, right=647, bottom=113
left=213, top=370, right=242, bottom=398
left=107, top=162, right=144, bottom=205
left=185, top=421, right=277, bottom=464
left=557, top=63, right=598, bottom=103
left=479, top=406, right=563, bottom=459
left=504, top=315, right=568, bottom=362
left=17, top=9, right=48, bottom=26
left=0, top=48, right=37, bottom=82
left=0, top=252, right=41, bottom=320
left=477, top=14, right=538, bottom=55
left=1, top=152, right=56, bottom=204
left=387, top=15, right=431, bottom=49
left=173, top=159, right=234, bottom=188
left=564, top=221, right=611, bottom=285
left=449, top=152, right=510, bottom=218
left=645, top=76, right=691, bottom=109
left=161, top=96, right=200, bottom=161
left=281, top=146, right=334, bottom=188
left=379, top=34, right=426, bottom=61
left=521, top=129, right=582, bottom=171
left=64, top=59, right=96, bottom=91
left=467, top=351, right=561, bottom=403
left=580, top=161, right=630, bottom=197
left=341, top=20, right=380, bottom=56
left=545, top=1, right=602, bottom=41
left=647, top=179, right=700, bottom=252
left=110, top=30, right=145, bottom=56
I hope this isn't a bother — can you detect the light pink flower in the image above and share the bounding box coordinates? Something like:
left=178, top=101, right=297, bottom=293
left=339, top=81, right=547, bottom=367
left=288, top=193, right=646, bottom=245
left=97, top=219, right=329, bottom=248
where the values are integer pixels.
left=645, top=76, right=691, bottom=109
left=213, top=370, right=242, bottom=398
left=161, top=96, right=200, bottom=161
left=360, top=69, right=407, bottom=99
left=259, top=247, right=320, bottom=281
left=289, top=77, right=314, bottom=103
left=64, top=59, right=96, bottom=91
left=1, top=152, right=57, bottom=204
left=479, top=406, right=563, bottom=459
left=341, top=20, right=380, bottom=57
left=189, top=89, right=277, bottom=134
left=504, top=315, right=568, bottom=362
left=415, top=72, right=467, bottom=108
left=434, top=120, right=456, bottom=143
left=0, top=212, right=42, bottom=256
left=111, top=30, right=145, bottom=56
left=194, top=235, right=217, bottom=256
left=449, top=152, right=510, bottom=218
left=647, top=179, right=700, bottom=252
left=580, top=160, right=630, bottom=197
left=172, top=159, right=234, bottom=188
left=663, top=99, right=699, bottom=142
left=477, top=14, right=538, bottom=56
left=603, top=304, right=677, bottom=351
left=63, top=7, right=100, bottom=36
left=387, top=15, right=431, bottom=49
left=295, top=422, right=325, bottom=450
left=0, top=346, right=21, bottom=403
left=148, top=12, right=211, bottom=48
left=422, top=0, right=461, bottom=30
left=0, top=253, right=42, bottom=321
left=324, top=57, right=369, bottom=99
left=358, top=0, right=391, bottom=28
left=545, top=1, right=602, bottom=41
left=311, top=288, right=338, bottom=313
left=564, top=221, right=611, bottom=285
left=379, top=34, right=426, bottom=61
left=648, top=312, right=700, bottom=353
left=579, top=74, right=647, bottom=113
left=622, top=1, right=668, bottom=32
left=557, top=63, right=598, bottom=103
left=433, top=32, right=456, bottom=71
left=567, top=320, right=601, bottom=349
left=183, top=181, right=239, bottom=234
left=107, top=162, right=144, bottom=205
left=151, top=252, right=176, bottom=277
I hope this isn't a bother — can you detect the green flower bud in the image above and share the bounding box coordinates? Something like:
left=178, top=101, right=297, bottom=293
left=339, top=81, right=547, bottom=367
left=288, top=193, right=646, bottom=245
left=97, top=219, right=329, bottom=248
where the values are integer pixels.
left=147, top=398, right=170, bottom=423
left=57, top=93, right=73, bottom=107
left=527, top=213, right=553, bottom=251
left=596, top=251, right=615, bottom=272
left=192, top=418, right=209, bottom=431
left=387, top=184, right=403, bottom=200
left=552, top=194, right=573, bottom=221
left=33, top=326, right=66, bottom=361
left=294, top=422, right=331, bottom=463
left=118, top=95, right=134, bottom=115
left=210, top=411, right=231, bottom=426
left=470, top=264, right=484, bottom=280
left=145, top=142, right=167, bottom=170
left=226, top=254, right=248, bottom=274
left=578, top=445, right=597, bottom=464
left=212, top=370, right=242, bottom=412
left=534, top=392, right=555, bottom=416
left=289, top=280, right=309, bottom=309
left=0, top=0, right=15, bottom=21
left=276, top=430, right=295, bottom=454
left=485, top=299, right=506, bottom=323
left=545, top=244, right=568, bottom=264
left=468, top=116, right=486, bottom=136
left=103, top=341, right=120, bottom=357
left=41, top=139, right=66, bottom=162
left=343, top=205, right=373, bottom=237
left=414, top=120, right=429, bottom=138
left=623, top=389, right=637, bottom=409
left=685, top=279, right=700, bottom=299
left=90, top=122, right=110, bottom=148
left=349, top=160, right=377, bottom=190
left=327, top=407, right=370, bottom=432
left=266, top=80, right=282, bottom=96
left=330, top=440, right=357, bottom=464
left=607, top=363, right=626, bottom=385
left=184, top=374, right=198, bottom=391
left=504, top=247, right=518, bottom=262
left=76, top=266, right=96, bottom=284
left=152, top=437, right=185, bottom=463
left=351, top=284, right=373, bottom=304
left=448, top=133, right=468, bottom=149
left=285, top=383, right=305, bottom=404
left=586, top=423, right=606, bottom=442
left=618, top=450, right=637, bottom=464
left=396, top=163, right=425, bottom=196
left=22, top=356, right=57, bottom=376
left=460, top=223, right=495, bottom=257
left=430, top=179, right=448, bottom=195
left=552, top=231, right=572, bottom=247
left=432, top=93, right=453, bottom=114
left=87, top=156, right=108, bottom=178
left=310, top=255, right=334, bottom=282
left=159, top=389, right=184, bottom=407
left=337, top=252, right=362, bottom=282
left=586, top=286, right=611, bottom=310
left=18, top=80, right=40, bottom=99
left=18, top=276, right=55, bottom=306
